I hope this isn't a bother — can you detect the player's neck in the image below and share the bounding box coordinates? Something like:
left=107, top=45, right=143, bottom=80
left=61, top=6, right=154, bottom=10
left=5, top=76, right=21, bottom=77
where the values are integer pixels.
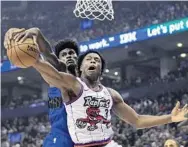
left=67, top=68, right=77, bottom=76
left=81, top=76, right=101, bottom=89
left=67, top=65, right=77, bottom=76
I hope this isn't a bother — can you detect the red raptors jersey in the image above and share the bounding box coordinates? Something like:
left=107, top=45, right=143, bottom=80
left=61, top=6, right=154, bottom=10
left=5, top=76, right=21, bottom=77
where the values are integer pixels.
left=65, top=78, right=114, bottom=146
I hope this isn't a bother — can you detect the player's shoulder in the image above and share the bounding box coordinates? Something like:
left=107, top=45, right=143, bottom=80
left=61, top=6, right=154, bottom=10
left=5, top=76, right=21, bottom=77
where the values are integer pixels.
left=106, top=87, right=117, bottom=95
left=106, top=87, right=117, bottom=99
left=106, top=87, right=123, bottom=104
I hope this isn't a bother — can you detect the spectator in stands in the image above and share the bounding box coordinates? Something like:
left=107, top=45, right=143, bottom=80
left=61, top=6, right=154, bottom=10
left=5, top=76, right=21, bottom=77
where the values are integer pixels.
left=164, top=139, right=179, bottom=147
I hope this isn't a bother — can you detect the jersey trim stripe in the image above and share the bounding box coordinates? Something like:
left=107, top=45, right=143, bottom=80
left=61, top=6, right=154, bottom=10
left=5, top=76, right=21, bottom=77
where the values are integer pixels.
left=74, top=138, right=112, bottom=147
left=66, top=84, right=84, bottom=105
left=70, top=104, right=80, bottom=142
left=106, top=88, right=115, bottom=107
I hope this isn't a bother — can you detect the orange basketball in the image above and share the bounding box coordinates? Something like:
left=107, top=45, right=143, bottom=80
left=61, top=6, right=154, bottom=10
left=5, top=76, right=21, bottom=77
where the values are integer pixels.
left=7, top=38, right=39, bottom=68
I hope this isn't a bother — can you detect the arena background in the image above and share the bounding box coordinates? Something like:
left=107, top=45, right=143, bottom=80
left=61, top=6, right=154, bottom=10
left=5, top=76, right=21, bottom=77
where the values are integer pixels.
left=1, top=1, right=188, bottom=147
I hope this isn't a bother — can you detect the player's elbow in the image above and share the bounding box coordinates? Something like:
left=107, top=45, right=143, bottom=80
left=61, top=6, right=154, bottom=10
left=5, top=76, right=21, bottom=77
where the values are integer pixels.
left=124, top=114, right=142, bottom=129
left=134, top=115, right=147, bottom=129
left=134, top=114, right=143, bottom=129
left=46, top=54, right=62, bottom=69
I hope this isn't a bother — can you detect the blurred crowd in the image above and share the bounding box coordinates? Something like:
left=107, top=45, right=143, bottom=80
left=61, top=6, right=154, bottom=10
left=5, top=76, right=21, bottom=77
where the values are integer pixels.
left=102, top=63, right=188, bottom=90
left=1, top=115, right=50, bottom=147
left=2, top=89, right=188, bottom=147
left=2, top=94, right=45, bottom=109
left=112, top=89, right=188, bottom=147
left=1, top=1, right=188, bottom=58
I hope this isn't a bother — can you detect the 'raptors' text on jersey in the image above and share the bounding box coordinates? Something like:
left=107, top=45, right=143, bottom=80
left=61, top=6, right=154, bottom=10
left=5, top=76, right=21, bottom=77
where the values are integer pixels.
left=65, top=78, right=114, bottom=146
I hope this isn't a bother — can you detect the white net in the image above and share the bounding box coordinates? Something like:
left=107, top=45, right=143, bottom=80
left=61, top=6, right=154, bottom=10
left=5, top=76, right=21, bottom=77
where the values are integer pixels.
left=73, top=0, right=114, bottom=21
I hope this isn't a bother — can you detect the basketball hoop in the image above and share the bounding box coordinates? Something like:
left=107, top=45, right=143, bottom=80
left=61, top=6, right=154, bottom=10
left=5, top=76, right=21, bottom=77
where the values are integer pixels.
left=73, top=0, right=114, bottom=21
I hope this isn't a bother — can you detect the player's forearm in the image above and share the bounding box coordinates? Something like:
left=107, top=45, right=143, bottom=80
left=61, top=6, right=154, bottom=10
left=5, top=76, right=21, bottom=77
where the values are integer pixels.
left=39, top=69, right=62, bottom=89
left=36, top=30, right=52, bottom=54
left=136, top=114, right=172, bottom=129
left=33, top=59, right=62, bottom=82
left=36, top=30, right=61, bottom=69
left=33, top=59, right=73, bottom=89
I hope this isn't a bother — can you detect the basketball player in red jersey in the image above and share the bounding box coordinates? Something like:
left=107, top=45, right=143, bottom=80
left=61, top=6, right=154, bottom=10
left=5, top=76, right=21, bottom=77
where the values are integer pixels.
left=34, top=51, right=188, bottom=147
left=7, top=29, right=188, bottom=147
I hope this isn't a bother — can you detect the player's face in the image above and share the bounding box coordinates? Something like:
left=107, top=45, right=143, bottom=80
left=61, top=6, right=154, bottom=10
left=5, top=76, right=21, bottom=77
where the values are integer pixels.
left=81, top=53, right=102, bottom=78
left=59, top=48, right=77, bottom=67
left=164, top=140, right=178, bottom=147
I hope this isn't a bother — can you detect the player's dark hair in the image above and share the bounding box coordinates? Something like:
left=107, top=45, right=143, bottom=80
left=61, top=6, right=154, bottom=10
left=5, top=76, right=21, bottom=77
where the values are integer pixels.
left=77, top=50, right=105, bottom=77
left=54, top=39, right=79, bottom=58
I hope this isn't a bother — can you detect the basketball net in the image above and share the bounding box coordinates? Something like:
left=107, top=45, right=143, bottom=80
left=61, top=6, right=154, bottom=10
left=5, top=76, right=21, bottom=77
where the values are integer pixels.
left=73, top=0, right=114, bottom=21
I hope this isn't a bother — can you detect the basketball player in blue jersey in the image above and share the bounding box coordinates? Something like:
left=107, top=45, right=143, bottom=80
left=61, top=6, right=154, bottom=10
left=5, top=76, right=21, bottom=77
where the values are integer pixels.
left=4, top=28, right=78, bottom=147
left=6, top=28, right=188, bottom=147
left=41, top=39, right=79, bottom=147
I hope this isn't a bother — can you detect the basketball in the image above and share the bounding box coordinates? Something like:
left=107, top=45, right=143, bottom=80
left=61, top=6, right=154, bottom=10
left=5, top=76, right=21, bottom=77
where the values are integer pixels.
left=7, top=38, right=39, bottom=68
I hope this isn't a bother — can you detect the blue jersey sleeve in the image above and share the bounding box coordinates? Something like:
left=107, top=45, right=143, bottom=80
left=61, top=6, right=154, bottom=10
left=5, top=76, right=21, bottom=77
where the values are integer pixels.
left=48, top=87, right=61, bottom=99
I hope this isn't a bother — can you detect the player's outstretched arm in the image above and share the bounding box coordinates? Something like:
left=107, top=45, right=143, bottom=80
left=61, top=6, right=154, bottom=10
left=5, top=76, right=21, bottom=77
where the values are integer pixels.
left=32, top=58, right=81, bottom=95
left=108, top=88, right=188, bottom=129
left=14, top=28, right=65, bottom=71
